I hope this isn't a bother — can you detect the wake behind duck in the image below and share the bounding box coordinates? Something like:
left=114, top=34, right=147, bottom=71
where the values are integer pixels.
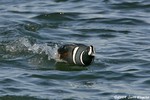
left=1, top=37, right=95, bottom=66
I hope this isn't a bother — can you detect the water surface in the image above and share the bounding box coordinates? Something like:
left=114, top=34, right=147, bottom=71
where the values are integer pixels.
left=0, top=0, right=150, bottom=100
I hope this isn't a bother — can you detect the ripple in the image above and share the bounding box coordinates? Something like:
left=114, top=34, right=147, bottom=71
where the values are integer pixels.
left=143, top=79, right=150, bottom=85
left=100, top=18, right=148, bottom=25
left=76, top=28, right=129, bottom=34
left=0, top=78, right=18, bottom=85
left=33, top=12, right=80, bottom=21
left=102, top=58, right=147, bottom=65
left=110, top=1, right=150, bottom=10
left=0, top=95, right=47, bottom=100
left=3, top=87, right=22, bottom=93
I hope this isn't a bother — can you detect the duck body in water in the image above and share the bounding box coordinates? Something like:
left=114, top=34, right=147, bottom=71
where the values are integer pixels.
left=57, top=44, right=95, bottom=66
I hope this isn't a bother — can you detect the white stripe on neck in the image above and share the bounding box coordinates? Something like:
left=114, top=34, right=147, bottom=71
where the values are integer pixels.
left=73, top=47, right=79, bottom=64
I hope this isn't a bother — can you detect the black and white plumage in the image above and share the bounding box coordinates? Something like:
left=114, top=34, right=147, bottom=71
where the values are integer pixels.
left=57, top=44, right=95, bottom=66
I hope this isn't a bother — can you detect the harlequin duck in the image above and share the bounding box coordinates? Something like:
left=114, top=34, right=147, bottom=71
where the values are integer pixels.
left=57, top=43, right=95, bottom=66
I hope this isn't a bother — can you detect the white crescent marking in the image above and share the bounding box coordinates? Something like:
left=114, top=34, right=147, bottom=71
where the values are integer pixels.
left=73, top=47, right=79, bottom=64
left=80, top=51, right=85, bottom=65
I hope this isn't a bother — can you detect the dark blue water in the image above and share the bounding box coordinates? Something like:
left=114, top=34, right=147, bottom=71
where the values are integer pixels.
left=0, top=0, right=150, bottom=100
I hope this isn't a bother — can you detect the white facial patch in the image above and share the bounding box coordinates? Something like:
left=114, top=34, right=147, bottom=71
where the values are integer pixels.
left=88, top=46, right=95, bottom=56
left=88, top=46, right=92, bottom=55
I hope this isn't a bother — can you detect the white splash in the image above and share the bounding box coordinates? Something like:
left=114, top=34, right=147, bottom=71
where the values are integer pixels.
left=5, top=37, right=59, bottom=61
left=28, top=43, right=59, bottom=60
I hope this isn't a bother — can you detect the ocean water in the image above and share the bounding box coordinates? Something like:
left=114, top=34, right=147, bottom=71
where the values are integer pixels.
left=0, top=0, right=150, bottom=100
